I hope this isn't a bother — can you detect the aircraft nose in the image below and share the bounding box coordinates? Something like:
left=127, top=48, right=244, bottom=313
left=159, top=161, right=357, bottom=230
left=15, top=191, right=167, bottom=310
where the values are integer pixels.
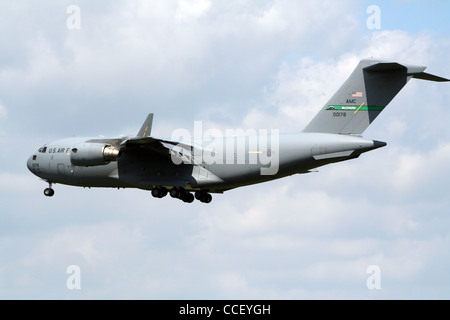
left=27, top=154, right=45, bottom=178
left=27, top=154, right=40, bottom=175
left=26, top=155, right=33, bottom=172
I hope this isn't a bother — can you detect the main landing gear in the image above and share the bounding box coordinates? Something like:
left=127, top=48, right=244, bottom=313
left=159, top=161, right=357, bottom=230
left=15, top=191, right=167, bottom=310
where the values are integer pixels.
left=194, top=190, right=212, bottom=203
left=151, top=186, right=212, bottom=203
left=44, top=183, right=55, bottom=197
left=151, top=186, right=168, bottom=198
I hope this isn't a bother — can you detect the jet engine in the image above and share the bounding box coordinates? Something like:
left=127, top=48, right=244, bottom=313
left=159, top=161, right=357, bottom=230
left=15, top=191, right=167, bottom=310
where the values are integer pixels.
left=70, top=143, right=121, bottom=166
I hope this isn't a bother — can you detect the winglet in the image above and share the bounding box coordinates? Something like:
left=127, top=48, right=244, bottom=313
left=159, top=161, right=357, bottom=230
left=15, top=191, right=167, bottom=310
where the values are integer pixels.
left=137, top=113, right=154, bottom=137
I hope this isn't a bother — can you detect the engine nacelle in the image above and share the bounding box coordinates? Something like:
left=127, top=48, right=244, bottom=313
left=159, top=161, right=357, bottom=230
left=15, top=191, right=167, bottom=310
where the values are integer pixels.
left=70, top=143, right=121, bottom=167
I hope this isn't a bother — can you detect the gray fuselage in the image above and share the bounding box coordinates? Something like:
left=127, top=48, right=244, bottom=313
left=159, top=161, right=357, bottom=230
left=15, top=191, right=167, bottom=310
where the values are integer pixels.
left=27, top=133, right=385, bottom=193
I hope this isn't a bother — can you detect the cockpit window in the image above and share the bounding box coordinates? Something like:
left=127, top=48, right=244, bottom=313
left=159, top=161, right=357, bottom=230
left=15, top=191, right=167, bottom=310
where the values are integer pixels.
left=38, top=146, right=47, bottom=153
left=32, top=155, right=37, bottom=160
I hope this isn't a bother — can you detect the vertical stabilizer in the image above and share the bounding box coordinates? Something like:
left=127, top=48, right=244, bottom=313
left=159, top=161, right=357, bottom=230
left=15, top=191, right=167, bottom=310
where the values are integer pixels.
left=303, top=59, right=449, bottom=134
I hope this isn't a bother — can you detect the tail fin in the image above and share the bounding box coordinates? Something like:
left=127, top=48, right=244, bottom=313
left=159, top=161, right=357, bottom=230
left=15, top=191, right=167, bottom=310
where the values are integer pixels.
left=303, top=59, right=449, bottom=134
left=137, top=113, right=154, bottom=137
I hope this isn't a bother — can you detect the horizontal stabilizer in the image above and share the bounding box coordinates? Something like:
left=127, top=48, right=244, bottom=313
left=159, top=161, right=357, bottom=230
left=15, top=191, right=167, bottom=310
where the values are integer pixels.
left=413, top=72, right=450, bottom=82
left=364, top=62, right=426, bottom=74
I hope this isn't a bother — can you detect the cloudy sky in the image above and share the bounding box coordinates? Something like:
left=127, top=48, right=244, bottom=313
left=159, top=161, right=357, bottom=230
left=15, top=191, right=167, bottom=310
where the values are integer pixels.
left=1, top=0, right=450, bottom=299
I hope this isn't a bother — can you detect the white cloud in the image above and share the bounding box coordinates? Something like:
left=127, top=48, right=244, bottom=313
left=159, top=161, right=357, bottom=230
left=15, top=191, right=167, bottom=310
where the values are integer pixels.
left=256, top=55, right=359, bottom=131
left=175, top=0, right=211, bottom=22
left=1, top=0, right=362, bottom=126
left=0, top=100, right=6, bottom=120
left=360, top=30, right=434, bottom=63
left=253, top=29, right=449, bottom=133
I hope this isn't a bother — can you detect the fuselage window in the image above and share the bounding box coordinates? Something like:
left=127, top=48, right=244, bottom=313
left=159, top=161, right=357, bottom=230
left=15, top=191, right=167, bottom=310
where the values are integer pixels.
left=32, top=155, right=37, bottom=160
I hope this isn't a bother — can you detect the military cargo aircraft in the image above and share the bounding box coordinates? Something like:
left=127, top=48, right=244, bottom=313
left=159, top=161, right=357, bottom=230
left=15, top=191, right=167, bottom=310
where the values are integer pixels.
left=27, top=59, right=449, bottom=203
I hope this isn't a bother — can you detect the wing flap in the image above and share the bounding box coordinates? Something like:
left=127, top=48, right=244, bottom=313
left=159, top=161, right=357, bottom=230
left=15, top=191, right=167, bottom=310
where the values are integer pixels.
left=123, top=136, right=200, bottom=164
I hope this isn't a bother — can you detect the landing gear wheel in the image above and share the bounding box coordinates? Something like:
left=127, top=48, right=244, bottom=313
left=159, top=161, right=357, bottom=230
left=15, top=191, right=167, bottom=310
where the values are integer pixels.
left=151, top=188, right=161, bottom=198
left=169, top=187, right=194, bottom=203
left=195, top=191, right=212, bottom=203
left=159, top=187, right=168, bottom=198
left=203, top=193, right=212, bottom=203
left=44, top=188, right=54, bottom=197
left=152, top=187, right=168, bottom=198
left=182, top=192, right=194, bottom=203
left=170, top=187, right=180, bottom=198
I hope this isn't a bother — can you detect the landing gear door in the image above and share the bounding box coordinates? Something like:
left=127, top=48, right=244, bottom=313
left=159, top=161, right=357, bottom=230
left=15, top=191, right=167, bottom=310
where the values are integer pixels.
left=194, top=165, right=209, bottom=180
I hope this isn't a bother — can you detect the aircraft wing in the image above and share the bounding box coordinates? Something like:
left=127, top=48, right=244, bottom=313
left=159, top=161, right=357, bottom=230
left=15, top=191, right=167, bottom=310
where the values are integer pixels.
left=85, top=135, right=197, bottom=161
left=87, top=114, right=201, bottom=164
left=121, top=136, right=199, bottom=164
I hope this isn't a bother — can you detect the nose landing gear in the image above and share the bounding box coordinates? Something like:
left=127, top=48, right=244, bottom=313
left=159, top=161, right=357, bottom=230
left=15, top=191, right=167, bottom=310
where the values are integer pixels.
left=44, top=183, right=55, bottom=197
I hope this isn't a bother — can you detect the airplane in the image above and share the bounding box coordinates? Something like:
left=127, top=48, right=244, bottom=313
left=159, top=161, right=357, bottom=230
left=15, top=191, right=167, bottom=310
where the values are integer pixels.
left=27, top=58, right=449, bottom=203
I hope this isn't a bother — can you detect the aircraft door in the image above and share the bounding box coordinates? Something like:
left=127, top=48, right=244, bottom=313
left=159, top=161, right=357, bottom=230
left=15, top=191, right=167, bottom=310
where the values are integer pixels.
left=57, top=163, right=66, bottom=176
